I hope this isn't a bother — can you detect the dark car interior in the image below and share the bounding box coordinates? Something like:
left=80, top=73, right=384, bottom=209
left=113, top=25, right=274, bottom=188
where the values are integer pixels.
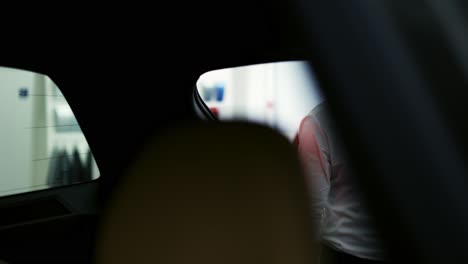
left=2, top=0, right=468, bottom=263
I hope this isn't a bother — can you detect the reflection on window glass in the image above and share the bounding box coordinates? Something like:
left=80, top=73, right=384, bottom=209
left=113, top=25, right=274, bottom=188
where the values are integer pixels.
left=0, top=67, right=100, bottom=197
left=196, top=61, right=324, bottom=141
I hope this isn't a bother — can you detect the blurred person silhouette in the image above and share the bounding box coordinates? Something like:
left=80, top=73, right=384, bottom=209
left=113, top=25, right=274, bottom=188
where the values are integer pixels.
left=296, top=102, right=389, bottom=264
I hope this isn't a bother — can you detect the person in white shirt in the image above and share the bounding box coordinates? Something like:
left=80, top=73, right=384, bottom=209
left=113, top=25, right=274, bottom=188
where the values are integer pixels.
left=296, top=102, right=389, bottom=264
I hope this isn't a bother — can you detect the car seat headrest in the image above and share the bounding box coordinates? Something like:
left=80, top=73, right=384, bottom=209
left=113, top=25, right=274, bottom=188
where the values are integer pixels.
left=96, top=121, right=318, bottom=264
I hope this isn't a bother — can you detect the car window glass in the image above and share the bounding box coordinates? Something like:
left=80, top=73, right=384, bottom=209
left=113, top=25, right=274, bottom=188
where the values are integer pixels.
left=196, top=61, right=324, bottom=140
left=0, top=67, right=99, bottom=197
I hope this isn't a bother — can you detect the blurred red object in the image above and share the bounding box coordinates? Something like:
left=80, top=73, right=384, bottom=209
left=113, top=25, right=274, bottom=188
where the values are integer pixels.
left=210, top=107, right=219, bottom=118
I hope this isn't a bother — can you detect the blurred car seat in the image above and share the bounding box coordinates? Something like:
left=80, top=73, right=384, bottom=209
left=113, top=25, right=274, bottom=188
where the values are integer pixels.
left=95, top=121, right=318, bottom=264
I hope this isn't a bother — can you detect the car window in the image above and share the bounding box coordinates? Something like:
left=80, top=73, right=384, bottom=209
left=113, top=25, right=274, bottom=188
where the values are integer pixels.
left=0, top=67, right=99, bottom=197
left=196, top=61, right=324, bottom=141
left=195, top=61, right=391, bottom=261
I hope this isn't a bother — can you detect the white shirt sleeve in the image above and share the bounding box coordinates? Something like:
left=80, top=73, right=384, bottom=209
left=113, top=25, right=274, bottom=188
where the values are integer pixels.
left=297, top=114, right=331, bottom=237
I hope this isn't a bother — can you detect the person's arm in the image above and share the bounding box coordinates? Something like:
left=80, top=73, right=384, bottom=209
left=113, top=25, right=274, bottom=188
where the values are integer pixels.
left=296, top=114, right=331, bottom=236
